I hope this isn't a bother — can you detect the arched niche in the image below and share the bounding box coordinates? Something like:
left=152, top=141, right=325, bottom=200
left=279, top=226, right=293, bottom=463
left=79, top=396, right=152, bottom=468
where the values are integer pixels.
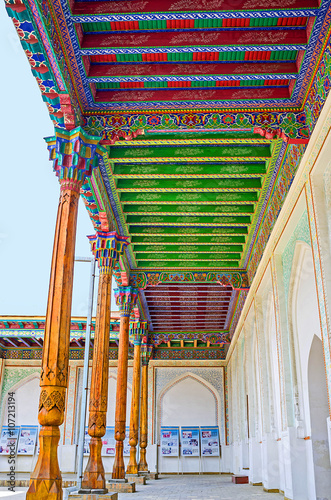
left=106, top=375, right=132, bottom=427
left=308, top=335, right=331, bottom=499
left=158, top=372, right=220, bottom=435
left=288, top=240, right=321, bottom=428
left=2, top=374, right=40, bottom=427
left=83, top=374, right=132, bottom=427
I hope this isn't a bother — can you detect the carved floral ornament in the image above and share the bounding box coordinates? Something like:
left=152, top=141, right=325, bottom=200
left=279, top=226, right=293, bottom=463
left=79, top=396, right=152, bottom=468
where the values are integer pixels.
left=128, top=271, right=249, bottom=290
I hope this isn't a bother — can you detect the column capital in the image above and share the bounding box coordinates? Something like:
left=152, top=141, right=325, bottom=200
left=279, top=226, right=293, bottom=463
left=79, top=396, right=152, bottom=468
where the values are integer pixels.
left=88, top=231, right=129, bottom=272
left=130, top=321, right=148, bottom=346
left=45, top=127, right=101, bottom=192
left=141, top=343, right=153, bottom=366
left=114, top=286, right=139, bottom=318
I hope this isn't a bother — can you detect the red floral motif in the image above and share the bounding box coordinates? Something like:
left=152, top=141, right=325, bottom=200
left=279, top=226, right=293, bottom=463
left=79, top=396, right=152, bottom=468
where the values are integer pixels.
left=256, top=113, right=276, bottom=126
left=108, top=115, right=127, bottom=129
left=181, top=114, right=201, bottom=127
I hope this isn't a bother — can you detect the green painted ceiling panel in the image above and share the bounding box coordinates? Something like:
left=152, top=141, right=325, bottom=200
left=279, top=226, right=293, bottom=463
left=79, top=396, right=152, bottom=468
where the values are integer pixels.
left=123, top=204, right=255, bottom=214
left=132, top=244, right=244, bottom=252
left=126, top=214, right=251, bottom=225
left=116, top=178, right=262, bottom=190
left=135, top=252, right=241, bottom=260
left=130, top=226, right=249, bottom=235
left=110, top=144, right=272, bottom=159
left=114, top=162, right=266, bottom=176
left=135, top=260, right=240, bottom=268
left=130, top=235, right=246, bottom=244
left=119, top=191, right=259, bottom=203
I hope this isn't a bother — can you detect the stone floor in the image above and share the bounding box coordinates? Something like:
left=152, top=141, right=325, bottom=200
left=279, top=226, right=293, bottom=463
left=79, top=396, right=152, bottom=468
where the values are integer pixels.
left=0, top=475, right=284, bottom=499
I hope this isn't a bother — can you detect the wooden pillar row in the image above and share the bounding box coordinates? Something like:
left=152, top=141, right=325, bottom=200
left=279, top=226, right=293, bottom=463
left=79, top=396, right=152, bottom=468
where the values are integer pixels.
left=112, top=287, right=139, bottom=479
left=27, top=127, right=101, bottom=500
left=82, top=231, right=129, bottom=492
left=126, top=321, right=148, bottom=475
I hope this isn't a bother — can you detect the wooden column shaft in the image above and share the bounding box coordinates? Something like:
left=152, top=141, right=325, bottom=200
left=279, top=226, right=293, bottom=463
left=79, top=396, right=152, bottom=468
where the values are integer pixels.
left=112, top=315, right=130, bottom=479
left=126, top=342, right=141, bottom=475
left=82, top=267, right=112, bottom=491
left=27, top=184, right=80, bottom=500
left=138, top=363, right=148, bottom=472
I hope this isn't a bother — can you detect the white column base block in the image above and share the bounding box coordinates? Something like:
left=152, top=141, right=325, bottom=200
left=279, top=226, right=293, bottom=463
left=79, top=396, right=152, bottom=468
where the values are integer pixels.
left=61, top=444, right=77, bottom=473
left=261, top=433, right=280, bottom=491
left=281, top=427, right=308, bottom=500
left=221, top=444, right=233, bottom=473
left=249, top=437, right=262, bottom=484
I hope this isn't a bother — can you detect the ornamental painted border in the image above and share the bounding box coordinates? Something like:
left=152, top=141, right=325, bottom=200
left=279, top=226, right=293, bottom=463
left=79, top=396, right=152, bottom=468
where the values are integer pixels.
left=24, top=0, right=331, bottom=111
left=129, top=270, right=249, bottom=290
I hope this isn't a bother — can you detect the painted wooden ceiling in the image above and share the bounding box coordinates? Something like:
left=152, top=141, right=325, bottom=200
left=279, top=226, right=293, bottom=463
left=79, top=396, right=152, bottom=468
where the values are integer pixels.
left=72, top=0, right=320, bottom=109
left=106, top=130, right=278, bottom=270
left=5, top=0, right=331, bottom=358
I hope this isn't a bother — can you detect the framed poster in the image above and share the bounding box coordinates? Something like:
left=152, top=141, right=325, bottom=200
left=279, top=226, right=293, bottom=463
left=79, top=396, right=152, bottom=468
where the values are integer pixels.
left=0, top=426, right=20, bottom=455
left=123, top=427, right=130, bottom=456
left=17, top=426, right=38, bottom=455
left=200, top=426, right=220, bottom=456
left=160, top=427, right=179, bottom=456
left=181, top=427, right=200, bottom=456
left=101, top=427, right=130, bottom=456
left=83, top=427, right=91, bottom=455
left=102, top=427, right=115, bottom=456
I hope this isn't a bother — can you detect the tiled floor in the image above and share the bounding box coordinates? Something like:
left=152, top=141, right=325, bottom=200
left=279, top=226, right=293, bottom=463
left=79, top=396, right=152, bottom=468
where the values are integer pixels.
left=0, top=476, right=285, bottom=499
left=116, top=475, right=284, bottom=499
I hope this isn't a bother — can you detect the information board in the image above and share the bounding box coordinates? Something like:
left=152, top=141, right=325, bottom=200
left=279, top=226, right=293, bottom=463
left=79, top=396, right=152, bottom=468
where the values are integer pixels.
left=200, top=426, right=220, bottom=456
left=0, top=427, right=20, bottom=455
left=181, top=427, right=200, bottom=456
left=17, top=426, right=38, bottom=455
left=102, top=427, right=115, bottom=456
left=160, top=427, right=179, bottom=456
left=123, top=427, right=130, bottom=456
left=101, top=427, right=130, bottom=457
left=85, top=426, right=130, bottom=456
left=83, top=427, right=91, bottom=455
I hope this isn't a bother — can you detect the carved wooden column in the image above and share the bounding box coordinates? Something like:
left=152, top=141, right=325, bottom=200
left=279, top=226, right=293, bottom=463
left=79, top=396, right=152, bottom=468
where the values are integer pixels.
left=138, top=342, right=153, bottom=472
left=81, top=232, right=129, bottom=492
left=126, top=322, right=148, bottom=475
left=27, top=127, right=100, bottom=500
left=112, top=287, right=138, bottom=479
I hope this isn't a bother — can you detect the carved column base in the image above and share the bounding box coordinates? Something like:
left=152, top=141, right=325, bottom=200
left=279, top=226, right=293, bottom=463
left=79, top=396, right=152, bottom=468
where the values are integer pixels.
left=126, top=445, right=138, bottom=475
left=138, top=449, right=148, bottom=472
left=112, top=441, right=125, bottom=479
left=26, top=426, right=62, bottom=500
left=82, top=437, right=105, bottom=490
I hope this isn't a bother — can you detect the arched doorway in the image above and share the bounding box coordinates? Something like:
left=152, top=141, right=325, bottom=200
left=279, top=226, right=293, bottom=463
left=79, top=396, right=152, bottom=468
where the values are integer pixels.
left=308, top=335, right=331, bottom=499
left=158, top=373, right=219, bottom=473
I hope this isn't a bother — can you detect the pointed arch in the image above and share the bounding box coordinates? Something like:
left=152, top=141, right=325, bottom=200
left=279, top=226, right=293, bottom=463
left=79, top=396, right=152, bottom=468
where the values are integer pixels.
left=157, top=372, right=221, bottom=438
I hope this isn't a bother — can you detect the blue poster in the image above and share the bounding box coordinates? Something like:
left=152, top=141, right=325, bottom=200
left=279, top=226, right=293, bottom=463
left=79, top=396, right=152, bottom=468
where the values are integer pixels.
left=181, top=427, right=200, bottom=456
left=83, top=427, right=90, bottom=455
left=200, top=426, right=220, bottom=456
left=17, top=426, right=38, bottom=455
left=0, top=426, right=20, bottom=455
left=102, top=427, right=115, bottom=456
left=85, top=426, right=130, bottom=456
left=160, top=426, right=179, bottom=456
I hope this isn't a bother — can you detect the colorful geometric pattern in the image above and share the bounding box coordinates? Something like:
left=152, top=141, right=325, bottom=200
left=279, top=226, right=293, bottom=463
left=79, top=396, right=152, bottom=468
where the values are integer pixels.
left=5, top=0, right=331, bottom=357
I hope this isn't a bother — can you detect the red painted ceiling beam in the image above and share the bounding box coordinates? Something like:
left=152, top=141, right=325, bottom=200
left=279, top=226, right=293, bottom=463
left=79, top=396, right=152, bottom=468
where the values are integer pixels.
left=89, top=62, right=297, bottom=78
left=95, top=86, right=290, bottom=102
left=73, top=0, right=319, bottom=15
left=82, top=28, right=307, bottom=49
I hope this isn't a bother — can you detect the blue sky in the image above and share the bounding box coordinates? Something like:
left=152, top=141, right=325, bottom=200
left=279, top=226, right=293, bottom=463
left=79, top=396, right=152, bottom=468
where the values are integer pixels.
left=0, top=5, right=118, bottom=316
